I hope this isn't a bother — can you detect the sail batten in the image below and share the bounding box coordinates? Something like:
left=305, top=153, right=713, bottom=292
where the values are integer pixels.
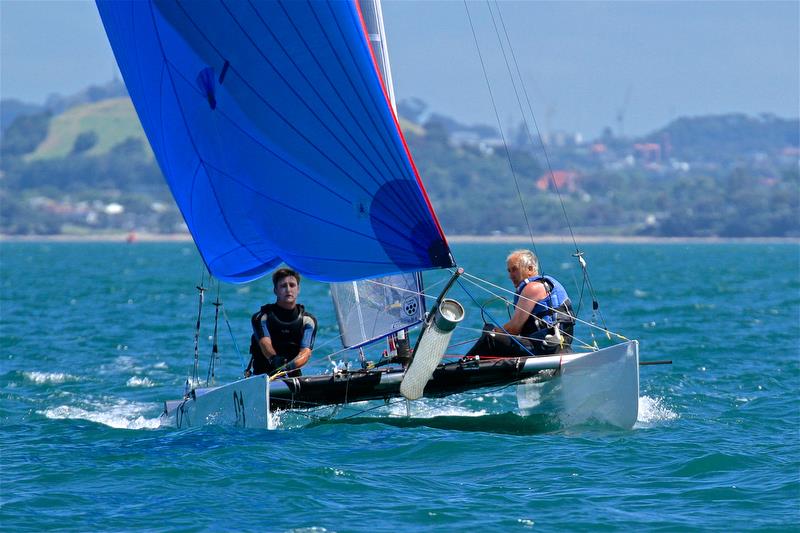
left=98, top=0, right=454, bottom=283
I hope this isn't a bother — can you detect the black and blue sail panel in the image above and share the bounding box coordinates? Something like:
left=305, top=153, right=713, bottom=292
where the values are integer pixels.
left=96, top=0, right=454, bottom=282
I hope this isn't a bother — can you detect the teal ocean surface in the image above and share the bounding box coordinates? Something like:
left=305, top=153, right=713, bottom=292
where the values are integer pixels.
left=2, top=241, right=798, bottom=531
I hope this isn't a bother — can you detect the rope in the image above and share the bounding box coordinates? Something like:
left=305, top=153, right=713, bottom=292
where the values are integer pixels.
left=206, top=281, right=222, bottom=386
left=489, top=1, right=609, bottom=331
left=456, top=278, right=535, bottom=357
left=463, top=1, right=538, bottom=252
left=190, top=268, right=206, bottom=387
left=221, top=303, right=246, bottom=372
left=491, top=0, right=580, bottom=256
left=459, top=271, right=627, bottom=343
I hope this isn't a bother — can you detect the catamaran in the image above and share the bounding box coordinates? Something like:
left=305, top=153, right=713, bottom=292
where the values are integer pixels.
left=96, top=0, right=641, bottom=430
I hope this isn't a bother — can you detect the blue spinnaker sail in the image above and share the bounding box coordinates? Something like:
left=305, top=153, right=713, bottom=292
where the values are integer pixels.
left=96, top=0, right=454, bottom=282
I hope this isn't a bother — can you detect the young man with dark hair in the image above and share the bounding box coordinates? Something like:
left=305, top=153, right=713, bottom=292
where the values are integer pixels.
left=246, top=267, right=317, bottom=377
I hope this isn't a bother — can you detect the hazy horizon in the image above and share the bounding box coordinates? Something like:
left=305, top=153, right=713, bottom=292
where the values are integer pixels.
left=1, top=0, right=798, bottom=138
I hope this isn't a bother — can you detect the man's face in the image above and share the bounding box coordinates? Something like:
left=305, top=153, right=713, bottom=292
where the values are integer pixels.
left=274, top=275, right=300, bottom=308
left=506, top=255, right=531, bottom=286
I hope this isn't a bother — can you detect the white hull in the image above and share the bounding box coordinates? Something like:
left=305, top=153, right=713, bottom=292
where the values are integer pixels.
left=159, top=341, right=640, bottom=430
left=517, top=340, right=640, bottom=428
left=160, top=374, right=272, bottom=429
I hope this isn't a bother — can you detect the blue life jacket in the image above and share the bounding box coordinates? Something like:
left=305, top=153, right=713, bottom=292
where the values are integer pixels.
left=514, top=275, right=575, bottom=337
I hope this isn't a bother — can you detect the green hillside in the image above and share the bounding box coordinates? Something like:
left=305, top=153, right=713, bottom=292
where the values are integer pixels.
left=26, top=98, right=150, bottom=161
left=22, top=97, right=422, bottom=162
left=1, top=93, right=797, bottom=237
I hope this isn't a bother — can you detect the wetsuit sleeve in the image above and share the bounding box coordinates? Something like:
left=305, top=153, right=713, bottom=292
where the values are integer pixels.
left=252, top=310, right=271, bottom=340
left=300, top=314, right=317, bottom=349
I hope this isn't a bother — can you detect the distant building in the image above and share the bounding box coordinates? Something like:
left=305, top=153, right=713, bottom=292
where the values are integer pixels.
left=536, top=170, right=579, bottom=192
left=633, top=143, right=661, bottom=164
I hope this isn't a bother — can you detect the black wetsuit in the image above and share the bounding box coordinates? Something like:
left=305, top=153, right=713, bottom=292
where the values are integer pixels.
left=248, top=304, right=316, bottom=377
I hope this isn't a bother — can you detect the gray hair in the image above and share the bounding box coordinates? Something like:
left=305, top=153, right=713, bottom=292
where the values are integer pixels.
left=507, top=249, right=539, bottom=274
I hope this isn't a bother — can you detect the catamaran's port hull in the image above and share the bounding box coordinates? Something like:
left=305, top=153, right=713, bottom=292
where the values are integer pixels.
left=160, top=341, right=639, bottom=429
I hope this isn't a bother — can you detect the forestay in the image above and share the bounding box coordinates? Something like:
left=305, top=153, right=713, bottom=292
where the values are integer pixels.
left=96, top=0, right=454, bottom=283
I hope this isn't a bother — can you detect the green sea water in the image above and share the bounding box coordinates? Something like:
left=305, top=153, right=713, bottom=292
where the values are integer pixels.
left=1, top=241, right=798, bottom=531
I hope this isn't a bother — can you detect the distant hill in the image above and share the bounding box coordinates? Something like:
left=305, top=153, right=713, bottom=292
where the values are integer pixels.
left=1, top=86, right=797, bottom=237
left=42, top=79, right=128, bottom=116
left=0, top=79, right=128, bottom=137
left=641, top=113, right=799, bottom=162
left=0, top=99, right=45, bottom=135
left=26, top=98, right=150, bottom=161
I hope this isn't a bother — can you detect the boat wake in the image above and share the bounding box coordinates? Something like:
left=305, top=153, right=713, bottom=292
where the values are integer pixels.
left=40, top=397, right=161, bottom=430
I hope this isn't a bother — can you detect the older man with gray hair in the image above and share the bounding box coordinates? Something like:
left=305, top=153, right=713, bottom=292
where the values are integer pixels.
left=465, top=249, right=575, bottom=357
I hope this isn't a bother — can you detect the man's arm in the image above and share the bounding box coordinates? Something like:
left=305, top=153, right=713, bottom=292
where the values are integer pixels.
left=287, top=347, right=311, bottom=370
left=497, top=282, right=546, bottom=335
left=286, top=315, right=317, bottom=370
left=258, top=336, right=278, bottom=358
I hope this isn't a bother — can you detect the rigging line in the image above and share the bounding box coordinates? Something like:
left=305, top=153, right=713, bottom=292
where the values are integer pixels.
left=464, top=1, right=538, bottom=252
left=168, top=12, right=422, bottom=235
left=220, top=300, right=246, bottom=373
left=456, top=278, right=535, bottom=357
left=456, top=323, right=593, bottom=352
left=206, top=280, right=222, bottom=386
left=492, top=3, right=608, bottom=332
left=573, top=272, right=588, bottom=318
left=459, top=271, right=624, bottom=341
left=448, top=336, right=482, bottom=348
left=460, top=270, right=603, bottom=341
left=191, top=266, right=207, bottom=386
left=492, top=1, right=580, bottom=255
left=355, top=275, right=446, bottom=302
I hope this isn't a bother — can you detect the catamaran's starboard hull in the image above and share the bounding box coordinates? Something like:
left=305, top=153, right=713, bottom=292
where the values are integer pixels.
left=517, top=339, right=640, bottom=428
left=160, top=341, right=639, bottom=429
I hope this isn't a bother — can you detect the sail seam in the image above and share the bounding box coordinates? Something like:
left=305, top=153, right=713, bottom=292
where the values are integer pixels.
left=161, top=58, right=350, bottom=204
left=224, top=2, right=404, bottom=196
left=307, top=0, right=426, bottom=223
left=351, top=0, right=450, bottom=246
left=159, top=56, right=428, bottom=267
left=251, top=1, right=407, bottom=193
left=174, top=1, right=423, bottom=236
left=146, top=1, right=263, bottom=269
left=201, top=160, right=428, bottom=260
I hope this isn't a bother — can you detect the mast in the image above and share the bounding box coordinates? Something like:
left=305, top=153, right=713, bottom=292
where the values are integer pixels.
left=360, top=0, right=397, bottom=111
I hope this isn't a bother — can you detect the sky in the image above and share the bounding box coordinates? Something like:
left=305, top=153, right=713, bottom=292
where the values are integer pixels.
left=1, top=0, right=798, bottom=139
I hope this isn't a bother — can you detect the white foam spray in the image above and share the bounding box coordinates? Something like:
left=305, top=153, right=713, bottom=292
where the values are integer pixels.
left=40, top=397, right=161, bottom=430
left=23, top=371, right=80, bottom=384
left=635, top=395, right=679, bottom=426
left=126, top=376, right=155, bottom=388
